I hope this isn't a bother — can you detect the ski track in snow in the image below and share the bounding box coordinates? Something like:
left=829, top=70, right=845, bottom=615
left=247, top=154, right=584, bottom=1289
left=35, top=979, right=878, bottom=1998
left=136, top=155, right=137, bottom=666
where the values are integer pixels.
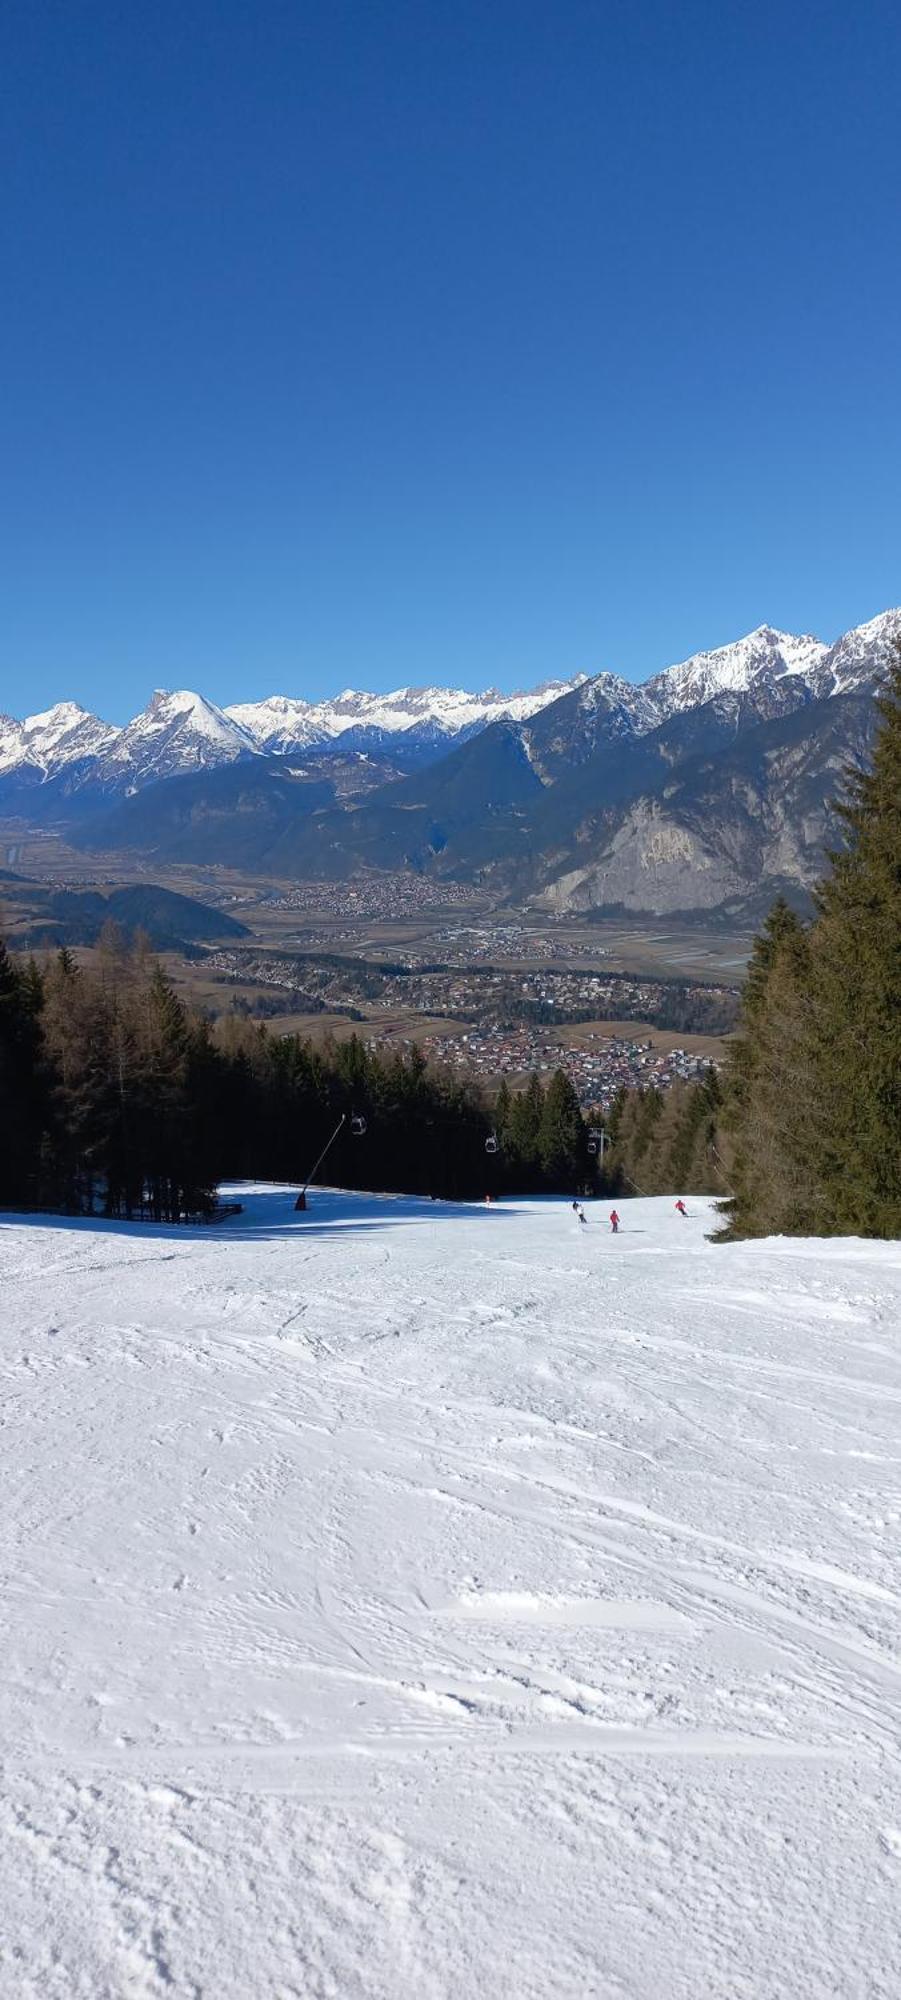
left=1, top=1187, right=901, bottom=1998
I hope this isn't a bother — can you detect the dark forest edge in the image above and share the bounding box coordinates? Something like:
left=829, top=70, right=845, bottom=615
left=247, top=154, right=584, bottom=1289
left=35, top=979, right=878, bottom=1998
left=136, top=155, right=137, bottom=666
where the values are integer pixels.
left=0, top=917, right=728, bottom=1220
left=0, top=926, right=610, bottom=1217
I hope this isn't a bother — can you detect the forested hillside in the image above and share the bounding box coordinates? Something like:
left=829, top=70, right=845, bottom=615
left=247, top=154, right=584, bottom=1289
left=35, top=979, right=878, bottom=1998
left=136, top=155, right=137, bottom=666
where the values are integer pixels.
left=0, top=927, right=595, bottom=1218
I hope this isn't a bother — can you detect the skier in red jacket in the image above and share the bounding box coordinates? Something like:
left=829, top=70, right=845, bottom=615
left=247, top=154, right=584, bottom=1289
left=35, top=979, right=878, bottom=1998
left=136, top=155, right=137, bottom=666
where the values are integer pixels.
left=675, top=1199, right=687, bottom=1217
left=609, top=1210, right=620, bottom=1233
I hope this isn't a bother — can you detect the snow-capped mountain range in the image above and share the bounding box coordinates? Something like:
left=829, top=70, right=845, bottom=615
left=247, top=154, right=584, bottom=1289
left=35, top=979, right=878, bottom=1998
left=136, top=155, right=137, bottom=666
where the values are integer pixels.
left=0, top=676, right=589, bottom=798
left=224, top=677, right=587, bottom=754
left=1, top=610, right=898, bottom=805
left=544, top=613, right=900, bottom=747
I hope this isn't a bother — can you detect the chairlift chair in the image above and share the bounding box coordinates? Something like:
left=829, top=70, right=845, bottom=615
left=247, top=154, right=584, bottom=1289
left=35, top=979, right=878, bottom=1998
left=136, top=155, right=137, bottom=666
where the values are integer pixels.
left=484, top=1133, right=498, bottom=1156
left=350, top=1113, right=367, bottom=1137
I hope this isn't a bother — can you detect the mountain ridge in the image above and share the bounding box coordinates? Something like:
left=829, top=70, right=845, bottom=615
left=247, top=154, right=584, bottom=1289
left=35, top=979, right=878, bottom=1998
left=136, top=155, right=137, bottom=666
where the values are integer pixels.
left=6, top=610, right=900, bottom=919
left=3, top=610, right=897, bottom=809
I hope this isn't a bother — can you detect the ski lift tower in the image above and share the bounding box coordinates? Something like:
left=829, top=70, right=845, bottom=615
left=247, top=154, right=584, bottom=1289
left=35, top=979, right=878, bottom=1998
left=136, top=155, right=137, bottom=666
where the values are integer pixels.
left=295, top=1111, right=367, bottom=1211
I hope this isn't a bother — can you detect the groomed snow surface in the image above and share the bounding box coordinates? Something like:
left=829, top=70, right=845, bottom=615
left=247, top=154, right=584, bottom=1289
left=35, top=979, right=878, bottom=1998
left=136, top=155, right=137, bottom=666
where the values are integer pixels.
left=2, top=1189, right=901, bottom=1998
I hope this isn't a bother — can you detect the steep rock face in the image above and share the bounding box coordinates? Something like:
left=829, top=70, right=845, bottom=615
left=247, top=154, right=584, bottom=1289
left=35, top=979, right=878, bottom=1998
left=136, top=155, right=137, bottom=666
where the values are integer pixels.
left=537, top=800, right=746, bottom=914
left=518, top=674, right=659, bottom=782
left=528, top=689, right=876, bottom=916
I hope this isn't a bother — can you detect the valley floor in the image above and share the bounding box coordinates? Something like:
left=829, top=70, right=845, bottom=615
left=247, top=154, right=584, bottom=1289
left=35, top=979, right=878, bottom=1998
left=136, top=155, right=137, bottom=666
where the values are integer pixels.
left=1, top=1188, right=901, bottom=1997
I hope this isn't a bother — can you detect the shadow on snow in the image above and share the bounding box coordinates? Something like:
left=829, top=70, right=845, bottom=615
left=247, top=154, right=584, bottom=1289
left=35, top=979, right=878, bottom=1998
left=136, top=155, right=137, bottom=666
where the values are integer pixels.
left=0, top=1184, right=521, bottom=1248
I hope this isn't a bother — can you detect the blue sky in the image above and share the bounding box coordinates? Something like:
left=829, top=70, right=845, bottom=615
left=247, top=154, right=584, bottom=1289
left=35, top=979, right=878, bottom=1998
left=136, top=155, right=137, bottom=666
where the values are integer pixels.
left=2, top=0, right=899, bottom=723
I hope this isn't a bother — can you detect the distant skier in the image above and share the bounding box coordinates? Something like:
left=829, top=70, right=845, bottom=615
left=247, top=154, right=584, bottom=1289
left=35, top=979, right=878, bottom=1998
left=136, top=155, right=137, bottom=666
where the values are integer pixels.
left=572, top=1200, right=587, bottom=1226
left=674, top=1199, right=687, bottom=1217
left=609, top=1209, right=620, bottom=1234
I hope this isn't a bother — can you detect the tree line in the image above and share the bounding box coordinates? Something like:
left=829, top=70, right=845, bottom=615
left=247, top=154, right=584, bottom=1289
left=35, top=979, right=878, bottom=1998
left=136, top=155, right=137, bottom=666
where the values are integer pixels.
left=599, top=1070, right=728, bottom=1201
left=0, top=928, right=592, bottom=1219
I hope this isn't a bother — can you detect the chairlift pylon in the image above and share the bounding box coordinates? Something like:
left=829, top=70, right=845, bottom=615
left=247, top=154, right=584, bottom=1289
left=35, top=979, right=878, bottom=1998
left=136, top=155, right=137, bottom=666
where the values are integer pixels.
left=295, top=1107, right=367, bottom=1210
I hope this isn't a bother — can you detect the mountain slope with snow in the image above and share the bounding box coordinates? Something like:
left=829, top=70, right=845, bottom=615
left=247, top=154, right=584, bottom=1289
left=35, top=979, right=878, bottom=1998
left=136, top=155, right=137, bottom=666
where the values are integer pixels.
left=225, top=676, right=589, bottom=751
left=809, top=607, right=901, bottom=696
left=220, top=691, right=327, bottom=752
left=2, top=1186, right=900, bottom=1998
left=0, top=702, right=118, bottom=776
left=646, top=624, right=830, bottom=717
left=99, top=688, right=259, bottom=787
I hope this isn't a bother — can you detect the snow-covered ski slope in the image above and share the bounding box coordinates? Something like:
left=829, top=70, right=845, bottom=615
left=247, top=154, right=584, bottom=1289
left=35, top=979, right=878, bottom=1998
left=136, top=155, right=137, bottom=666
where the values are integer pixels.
left=2, top=1187, right=901, bottom=1999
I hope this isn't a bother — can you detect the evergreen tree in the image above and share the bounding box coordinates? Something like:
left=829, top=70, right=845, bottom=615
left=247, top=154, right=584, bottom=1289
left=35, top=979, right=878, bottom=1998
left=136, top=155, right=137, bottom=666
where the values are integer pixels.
left=493, top=1078, right=512, bottom=1147
left=138, top=965, right=216, bottom=1220
left=0, top=935, right=42, bottom=1205
left=807, top=646, right=901, bottom=1234
left=724, top=896, right=804, bottom=1117
left=718, top=901, right=817, bottom=1236
left=41, top=947, right=108, bottom=1212
left=506, top=1072, right=544, bottom=1187
left=722, top=645, right=901, bottom=1239
left=538, top=1069, right=586, bottom=1188
left=666, top=1067, right=724, bottom=1194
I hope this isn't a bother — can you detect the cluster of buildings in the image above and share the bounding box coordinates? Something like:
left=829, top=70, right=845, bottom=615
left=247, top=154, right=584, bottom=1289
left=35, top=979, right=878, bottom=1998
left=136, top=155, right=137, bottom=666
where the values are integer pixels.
left=258, top=874, right=484, bottom=919
left=393, top=922, right=609, bottom=966
left=207, top=948, right=715, bottom=1024
left=202, top=945, right=735, bottom=1045
left=381, top=965, right=671, bottom=1020
left=407, top=1026, right=714, bottom=1109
